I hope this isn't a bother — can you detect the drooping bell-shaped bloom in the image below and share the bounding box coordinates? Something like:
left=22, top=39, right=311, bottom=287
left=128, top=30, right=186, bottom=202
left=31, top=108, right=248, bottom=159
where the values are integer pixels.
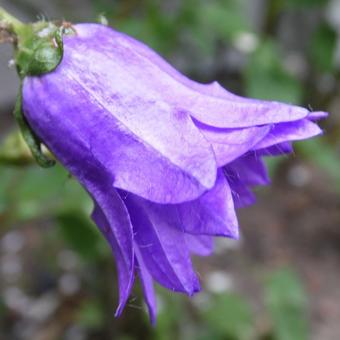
left=21, top=23, right=327, bottom=323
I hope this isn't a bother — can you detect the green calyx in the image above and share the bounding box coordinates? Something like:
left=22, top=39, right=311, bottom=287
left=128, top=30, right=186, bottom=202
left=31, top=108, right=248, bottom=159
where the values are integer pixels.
left=0, top=7, right=70, bottom=78
left=15, top=22, right=66, bottom=78
left=1, top=7, right=75, bottom=168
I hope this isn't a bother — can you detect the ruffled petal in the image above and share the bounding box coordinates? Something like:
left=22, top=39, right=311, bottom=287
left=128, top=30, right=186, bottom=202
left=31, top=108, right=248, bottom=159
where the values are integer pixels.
left=177, top=170, right=239, bottom=238
left=91, top=192, right=134, bottom=317
left=70, top=24, right=309, bottom=129
left=186, top=97, right=309, bottom=128
left=308, top=111, right=328, bottom=121
left=253, top=119, right=322, bottom=150
left=224, top=168, right=256, bottom=208
left=227, top=153, right=270, bottom=187
left=196, top=121, right=270, bottom=166
left=254, top=142, right=293, bottom=156
left=124, top=194, right=200, bottom=295
left=135, top=244, right=157, bottom=325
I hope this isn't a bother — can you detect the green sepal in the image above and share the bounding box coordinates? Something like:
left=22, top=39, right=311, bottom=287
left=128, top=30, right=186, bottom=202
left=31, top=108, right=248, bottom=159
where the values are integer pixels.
left=1, top=8, right=71, bottom=169
left=12, top=23, right=72, bottom=168
left=14, top=81, right=56, bottom=168
left=15, top=23, right=65, bottom=78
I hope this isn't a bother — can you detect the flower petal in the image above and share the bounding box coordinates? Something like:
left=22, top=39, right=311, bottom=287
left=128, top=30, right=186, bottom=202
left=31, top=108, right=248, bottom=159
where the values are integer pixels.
left=196, top=121, right=270, bottom=166
left=91, top=192, right=134, bottom=317
left=224, top=168, right=256, bottom=208
left=255, top=142, right=293, bottom=156
left=177, top=170, right=239, bottom=238
left=253, top=119, right=322, bottom=150
left=227, top=153, right=270, bottom=187
left=308, top=111, right=328, bottom=121
left=186, top=97, right=309, bottom=128
left=135, top=244, right=157, bottom=325
left=71, top=24, right=308, bottom=129
left=124, top=194, right=200, bottom=295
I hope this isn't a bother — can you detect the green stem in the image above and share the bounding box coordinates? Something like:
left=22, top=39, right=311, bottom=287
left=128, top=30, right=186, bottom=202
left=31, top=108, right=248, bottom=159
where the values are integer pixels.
left=14, top=81, right=56, bottom=168
left=0, top=6, right=25, bottom=34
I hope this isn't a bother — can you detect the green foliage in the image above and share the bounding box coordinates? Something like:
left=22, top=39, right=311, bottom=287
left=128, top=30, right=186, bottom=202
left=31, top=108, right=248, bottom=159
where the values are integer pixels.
left=57, top=211, right=106, bottom=261
left=0, top=162, right=90, bottom=223
left=111, top=0, right=250, bottom=56
left=295, top=139, right=340, bottom=188
left=153, top=280, right=309, bottom=340
left=310, top=23, right=337, bottom=72
left=245, top=41, right=303, bottom=104
left=202, top=293, right=254, bottom=340
left=153, top=290, right=254, bottom=340
left=265, top=269, right=309, bottom=340
left=76, top=299, right=105, bottom=328
left=197, top=0, right=249, bottom=40
left=265, top=156, right=288, bottom=177
left=152, top=292, right=183, bottom=340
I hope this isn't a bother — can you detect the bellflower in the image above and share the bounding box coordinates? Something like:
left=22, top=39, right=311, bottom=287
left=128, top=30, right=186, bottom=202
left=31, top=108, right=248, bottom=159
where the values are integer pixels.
left=18, top=24, right=327, bottom=323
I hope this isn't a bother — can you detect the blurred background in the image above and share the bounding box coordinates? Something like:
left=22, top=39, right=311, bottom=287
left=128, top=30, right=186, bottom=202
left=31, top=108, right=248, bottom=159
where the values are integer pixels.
left=0, top=0, right=339, bottom=339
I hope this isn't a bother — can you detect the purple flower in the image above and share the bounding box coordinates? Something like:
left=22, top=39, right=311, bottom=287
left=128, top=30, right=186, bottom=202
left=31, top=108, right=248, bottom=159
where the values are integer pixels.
left=21, top=23, right=326, bottom=323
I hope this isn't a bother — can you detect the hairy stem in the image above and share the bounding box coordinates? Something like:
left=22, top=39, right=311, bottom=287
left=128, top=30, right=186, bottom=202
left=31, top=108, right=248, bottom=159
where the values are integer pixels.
left=0, top=6, right=24, bottom=34
left=14, top=82, right=56, bottom=168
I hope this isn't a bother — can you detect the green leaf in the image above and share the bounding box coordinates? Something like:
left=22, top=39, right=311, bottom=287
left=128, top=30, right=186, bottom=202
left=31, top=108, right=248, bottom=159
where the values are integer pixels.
left=198, top=0, right=249, bottom=40
left=153, top=290, right=183, bottom=340
left=265, top=269, right=309, bottom=340
left=57, top=211, right=105, bottom=261
left=245, top=41, right=303, bottom=104
left=0, top=163, right=90, bottom=222
left=310, top=23, right=337, bottom=73
left=265, top=156, right=288, bottom=176
left=295, top=138, right=340, bottom=189
left=0, top=167, right=13, bottom=214
left=76, top=299, right=105, bottom=328
left=202, top=293, right=254, bottom=340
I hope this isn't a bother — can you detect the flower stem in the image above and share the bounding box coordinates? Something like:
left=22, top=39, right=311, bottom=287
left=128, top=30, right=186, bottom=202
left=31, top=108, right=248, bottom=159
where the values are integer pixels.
left=0, top=6, right=24, bottom=34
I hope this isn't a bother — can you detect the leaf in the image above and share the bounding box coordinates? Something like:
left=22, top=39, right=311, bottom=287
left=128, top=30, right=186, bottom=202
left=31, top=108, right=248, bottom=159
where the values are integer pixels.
left=198, top=0, right=250, bottom=40
left=202, top=293, right=254, bottom=340
left=153, top=290, right=183, bottom=340
left=295, top=138, right=340, bottom=189
left=56, top=211, right=106, bottom=260
left=76, top=299, right=105, bottom=328
left=245, top=41, right=303, bottom=104
left=265, top=268, right=309, bottom=340
left=0, top=161, right=92, bottom=223
left=265, top=156, right=287, bottom=176
left=0, top=166, right=14, bottom=214
left=310, top=23, right=337, bottom=73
